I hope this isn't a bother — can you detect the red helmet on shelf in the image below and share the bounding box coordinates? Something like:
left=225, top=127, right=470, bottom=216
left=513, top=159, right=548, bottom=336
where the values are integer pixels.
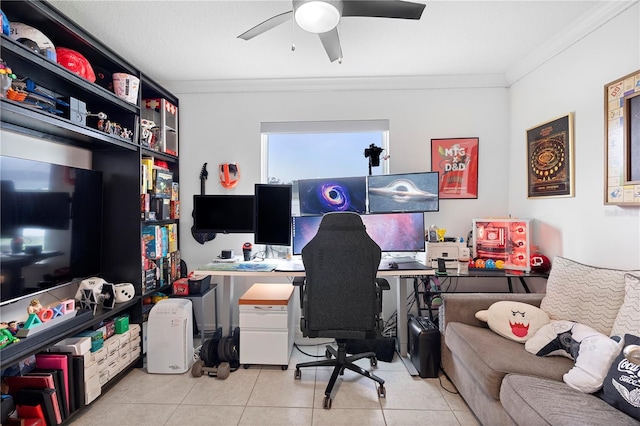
left=530, top=254, right=551, bottom=273
left=56, top=47, right=96, bottom=82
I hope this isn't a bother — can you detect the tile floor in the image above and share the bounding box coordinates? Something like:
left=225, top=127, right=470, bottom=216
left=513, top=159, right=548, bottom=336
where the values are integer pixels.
left=69, top=341, right=479, bottom=426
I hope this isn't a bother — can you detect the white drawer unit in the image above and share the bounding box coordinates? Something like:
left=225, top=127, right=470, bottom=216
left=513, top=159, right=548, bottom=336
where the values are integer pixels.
left=239, top=283, right=295, bottom=368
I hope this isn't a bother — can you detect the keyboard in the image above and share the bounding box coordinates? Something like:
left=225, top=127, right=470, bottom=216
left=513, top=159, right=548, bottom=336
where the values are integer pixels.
left=275, top=260, right=305, bottom=272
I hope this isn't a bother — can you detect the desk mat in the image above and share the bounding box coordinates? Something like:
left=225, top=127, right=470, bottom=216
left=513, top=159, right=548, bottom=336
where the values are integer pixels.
left=200, top=262, right=278, bottom=272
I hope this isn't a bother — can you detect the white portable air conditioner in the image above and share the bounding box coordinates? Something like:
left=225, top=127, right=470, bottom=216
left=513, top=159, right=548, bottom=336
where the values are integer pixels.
left=147, top=298, right=194, bottom=374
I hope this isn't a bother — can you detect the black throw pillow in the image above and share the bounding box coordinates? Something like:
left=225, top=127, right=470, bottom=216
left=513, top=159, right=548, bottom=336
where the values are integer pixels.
left=600, top=334, right=640, bottom=421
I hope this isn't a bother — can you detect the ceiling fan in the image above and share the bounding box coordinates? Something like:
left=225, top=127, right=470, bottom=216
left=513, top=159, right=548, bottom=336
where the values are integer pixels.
left=238, top=0, right=426, bottom=63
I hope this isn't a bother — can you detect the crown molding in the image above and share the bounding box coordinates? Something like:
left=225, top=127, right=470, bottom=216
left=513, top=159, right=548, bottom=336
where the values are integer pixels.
left=505, top=1, right=638, bottom=86
left=162, top=74, right=507, bottom=94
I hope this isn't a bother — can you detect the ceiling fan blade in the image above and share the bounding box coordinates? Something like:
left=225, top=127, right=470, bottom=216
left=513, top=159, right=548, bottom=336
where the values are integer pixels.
left=318, top=28, right=342, bottom=62
left=237, top=10, right=293, bottom=40
left=342, top=0, right=425, bottom=19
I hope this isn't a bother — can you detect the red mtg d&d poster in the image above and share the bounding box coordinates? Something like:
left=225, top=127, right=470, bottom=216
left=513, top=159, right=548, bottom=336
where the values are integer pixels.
left=431, top=138, right=479, bottom=199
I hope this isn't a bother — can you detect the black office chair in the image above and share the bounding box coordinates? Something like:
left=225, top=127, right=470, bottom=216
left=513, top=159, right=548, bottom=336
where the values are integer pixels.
left=293, top=211, right=389, bottom=409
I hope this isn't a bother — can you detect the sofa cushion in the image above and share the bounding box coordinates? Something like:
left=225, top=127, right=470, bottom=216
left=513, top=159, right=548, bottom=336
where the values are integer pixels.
left=445, top=322, right=574, bottom=400
left=611, top=274, right=640, bottom=337
left=501, top=374, right=640, bottom=426
left=540, top=257, right=638, bottom=335
left=600, top=334, right=640, bottom=421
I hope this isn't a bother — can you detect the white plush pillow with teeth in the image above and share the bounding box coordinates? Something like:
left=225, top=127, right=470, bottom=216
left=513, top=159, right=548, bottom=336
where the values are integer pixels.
left=475, top=301, right=550, bottom=343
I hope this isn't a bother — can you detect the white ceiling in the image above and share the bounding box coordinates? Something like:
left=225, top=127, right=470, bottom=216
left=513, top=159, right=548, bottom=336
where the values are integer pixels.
left=47, top=0, right=626, bottom=87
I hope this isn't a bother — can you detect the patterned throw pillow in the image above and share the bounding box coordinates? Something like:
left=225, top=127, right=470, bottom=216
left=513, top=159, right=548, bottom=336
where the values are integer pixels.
left=600, top=334, right=640, bottom=421
left=611, top=274, right=640, bottom=337
left=540, top=257, right=639, bottom=336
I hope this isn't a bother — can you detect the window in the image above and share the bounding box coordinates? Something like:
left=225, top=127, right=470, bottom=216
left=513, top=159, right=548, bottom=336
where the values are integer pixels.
left=261, top=120, right=389, bottom=215
left=261, top=120, right=389, bottom=184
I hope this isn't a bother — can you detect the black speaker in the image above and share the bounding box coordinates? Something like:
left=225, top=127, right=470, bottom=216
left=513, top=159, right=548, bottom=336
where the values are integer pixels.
left=408, top=315, right=441, bottom=378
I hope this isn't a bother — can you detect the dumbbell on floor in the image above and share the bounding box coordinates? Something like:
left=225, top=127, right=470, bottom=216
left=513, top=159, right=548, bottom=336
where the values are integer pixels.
left=191, top=360, right=231, bottom=379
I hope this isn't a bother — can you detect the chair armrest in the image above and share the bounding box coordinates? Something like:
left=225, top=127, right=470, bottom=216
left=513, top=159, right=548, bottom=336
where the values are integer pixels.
left=440, top=293, right=545, bottom=331
left=376, top=278, right=390, bottom=291
left=293, top=277, right=306, bottom=312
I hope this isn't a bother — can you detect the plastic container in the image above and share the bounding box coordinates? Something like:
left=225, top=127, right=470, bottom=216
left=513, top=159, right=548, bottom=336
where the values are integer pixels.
left=112, top=73, right=139, bottom=104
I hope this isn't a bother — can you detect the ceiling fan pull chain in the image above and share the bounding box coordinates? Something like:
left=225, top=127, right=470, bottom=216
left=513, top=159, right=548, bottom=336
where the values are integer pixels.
left=291, top=13, right=296, bottom=51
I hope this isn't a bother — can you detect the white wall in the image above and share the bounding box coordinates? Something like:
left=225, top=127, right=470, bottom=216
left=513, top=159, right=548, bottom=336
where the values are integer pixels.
left=172, top=85, right=510, bottom=327
left=176, top=87, right=509, bottom=270
left=508, top=2, right=640, bottom=270
left=168, top=4, right=640, bottom=328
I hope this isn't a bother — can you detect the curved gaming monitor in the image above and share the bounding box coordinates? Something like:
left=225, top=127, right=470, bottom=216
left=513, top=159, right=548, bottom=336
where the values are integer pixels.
left=297, top=176, right=367, bottom=215
left=292, top=212, right=425, bottom=255
left=367, top=172, right=439, bottom=213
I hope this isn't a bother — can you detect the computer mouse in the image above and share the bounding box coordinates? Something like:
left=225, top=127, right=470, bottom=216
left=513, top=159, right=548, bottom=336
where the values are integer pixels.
left=388, top=261, right=398, bottom=269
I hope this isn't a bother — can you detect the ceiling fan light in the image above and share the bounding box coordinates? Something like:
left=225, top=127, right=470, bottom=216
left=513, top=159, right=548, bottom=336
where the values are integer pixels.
left=295, top=0, right=341, bottom=34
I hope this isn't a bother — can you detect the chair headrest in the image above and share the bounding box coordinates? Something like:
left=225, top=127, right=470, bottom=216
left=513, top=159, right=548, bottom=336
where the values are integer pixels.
left=318, top=212, right=365, bottom=232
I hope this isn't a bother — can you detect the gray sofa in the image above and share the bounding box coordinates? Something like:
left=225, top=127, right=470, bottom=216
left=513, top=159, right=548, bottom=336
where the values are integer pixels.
left=440, top=292, right=640, bottom=425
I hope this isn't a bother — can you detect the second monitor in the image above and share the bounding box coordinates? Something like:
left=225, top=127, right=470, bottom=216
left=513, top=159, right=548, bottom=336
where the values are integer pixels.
left=254, top=183, right=292, bottom=246
left=292, top=212, right=425, bottom=255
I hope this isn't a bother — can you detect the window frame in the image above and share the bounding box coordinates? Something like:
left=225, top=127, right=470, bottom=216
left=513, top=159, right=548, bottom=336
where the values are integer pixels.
left=260, top=119, right=390, bottom=184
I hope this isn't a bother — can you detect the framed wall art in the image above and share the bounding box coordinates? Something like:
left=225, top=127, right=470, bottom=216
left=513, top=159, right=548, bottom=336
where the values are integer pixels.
left=430, top=137, right=478, bottom=199
left=604, top=70, right=640, bottom=205
left=526, top=113, right=574, bottom=198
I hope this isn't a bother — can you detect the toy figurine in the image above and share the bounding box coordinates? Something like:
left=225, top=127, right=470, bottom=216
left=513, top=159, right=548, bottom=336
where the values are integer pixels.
left=27, top=299, right=43, bottom=315
left=437, top=228, right=447, bottom=242
left=0, top=323, right=19, bottom=348
left=7, top=321, right=19, bottom=335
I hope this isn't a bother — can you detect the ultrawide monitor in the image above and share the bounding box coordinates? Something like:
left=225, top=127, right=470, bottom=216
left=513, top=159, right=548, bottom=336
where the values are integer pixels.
left=297, top=176, right=367, bottom=215
left=193, top=195, right=255, bottom=234
left=292, top=212, right=425, bottom=255
left=254, top=184, right=292, bottom=246
left=367, top=172, right=439, bottom=213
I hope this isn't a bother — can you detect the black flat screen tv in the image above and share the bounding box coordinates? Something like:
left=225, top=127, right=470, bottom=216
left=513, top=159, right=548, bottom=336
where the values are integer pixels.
left=367, top=172, right=439, bottom=213
left=297, top=176, right=367, bottom=215
left=254, top=184, right=292, bottom=246
left=0, top=155, right=103, bottom=302
left=292, top=212, right=425, bottom=255
left=192, top=195, right=255, bottom=234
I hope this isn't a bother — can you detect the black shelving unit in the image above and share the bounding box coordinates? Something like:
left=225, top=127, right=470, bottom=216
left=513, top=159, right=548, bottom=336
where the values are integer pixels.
left=0, top=0, right=179, bottom=394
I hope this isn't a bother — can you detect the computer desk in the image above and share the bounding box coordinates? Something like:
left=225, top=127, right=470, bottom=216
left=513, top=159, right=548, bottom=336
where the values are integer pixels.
left=194, top=261, right=434, bottom=359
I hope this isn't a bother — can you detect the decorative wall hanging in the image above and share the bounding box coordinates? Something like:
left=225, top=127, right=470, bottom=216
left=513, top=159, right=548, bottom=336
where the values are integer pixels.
left=430, top=137, right=479, bottom=199
left=604, top=70, right=640, bottom=205
left=526, top=113, right=574, bottom=198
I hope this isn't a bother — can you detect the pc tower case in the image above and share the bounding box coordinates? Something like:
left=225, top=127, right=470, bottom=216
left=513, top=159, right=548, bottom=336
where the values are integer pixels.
left=408, top=315, right=440, bottom=378
left=147, top=298, right=194, bottom=374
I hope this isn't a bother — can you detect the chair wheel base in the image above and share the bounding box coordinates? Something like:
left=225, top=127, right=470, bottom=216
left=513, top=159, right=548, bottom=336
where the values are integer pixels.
left=323, top=395, right=332, bottom=409
left=377, top=384, right=386, bottom=398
